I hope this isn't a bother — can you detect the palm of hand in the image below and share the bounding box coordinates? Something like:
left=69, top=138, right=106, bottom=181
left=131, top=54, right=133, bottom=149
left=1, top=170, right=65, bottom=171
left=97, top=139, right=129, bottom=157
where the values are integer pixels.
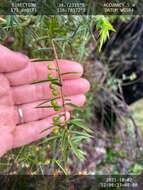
left=0, top=74, right=16, bottom=157
left=0, top=45, right=90, bottom=157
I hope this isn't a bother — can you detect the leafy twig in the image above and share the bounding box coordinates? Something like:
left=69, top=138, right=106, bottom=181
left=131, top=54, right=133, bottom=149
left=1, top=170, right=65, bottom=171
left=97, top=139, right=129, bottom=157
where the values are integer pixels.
left=51, top=40, right=67, bottom=122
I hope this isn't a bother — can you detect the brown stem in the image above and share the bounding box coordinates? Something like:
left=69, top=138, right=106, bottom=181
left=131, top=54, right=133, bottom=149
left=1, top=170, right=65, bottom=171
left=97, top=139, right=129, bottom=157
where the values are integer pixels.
left=51, top=40, right=67, bottom=122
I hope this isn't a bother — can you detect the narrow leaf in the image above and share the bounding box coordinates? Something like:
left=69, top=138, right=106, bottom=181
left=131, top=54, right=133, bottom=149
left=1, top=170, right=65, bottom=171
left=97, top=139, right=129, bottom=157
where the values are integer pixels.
left=53, top=159, right=68, bottom=175
left=69, top=119, right=93, bottom=133
left=61, top=72, right=81, bottom=76
left=68, top=139, right=85, bottom=160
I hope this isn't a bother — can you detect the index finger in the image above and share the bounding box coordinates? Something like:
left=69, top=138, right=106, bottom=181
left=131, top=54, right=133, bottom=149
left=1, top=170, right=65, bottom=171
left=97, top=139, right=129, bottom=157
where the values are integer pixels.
left=0, top=45, right=28, bottom=72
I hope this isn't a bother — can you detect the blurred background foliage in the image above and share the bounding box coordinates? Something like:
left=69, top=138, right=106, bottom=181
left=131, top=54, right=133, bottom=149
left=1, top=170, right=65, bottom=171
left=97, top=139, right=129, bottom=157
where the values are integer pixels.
left=0, top=15, right=143, bottom=175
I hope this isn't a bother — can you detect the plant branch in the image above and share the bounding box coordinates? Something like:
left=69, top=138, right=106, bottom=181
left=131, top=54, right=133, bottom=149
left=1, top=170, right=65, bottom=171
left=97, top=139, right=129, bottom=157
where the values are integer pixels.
left=51, top=40, right=67, bottom=122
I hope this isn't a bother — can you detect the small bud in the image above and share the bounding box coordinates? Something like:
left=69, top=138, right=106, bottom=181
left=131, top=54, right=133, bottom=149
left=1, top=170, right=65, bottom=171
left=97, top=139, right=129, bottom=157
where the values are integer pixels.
left=53, top=128, right=59, bottom=134
left=48, top=64, right=53, bottom=70
left=51, top=99, right=58, bottom=107
left=49, top=83, right=57, bottom=90
left=54, top=106, right=62, bottom=111
left=52, top=116, right=60, bottom=124
left=52, top=89, right=58, bottom=96
left=48, top=73, right=53, bottom=80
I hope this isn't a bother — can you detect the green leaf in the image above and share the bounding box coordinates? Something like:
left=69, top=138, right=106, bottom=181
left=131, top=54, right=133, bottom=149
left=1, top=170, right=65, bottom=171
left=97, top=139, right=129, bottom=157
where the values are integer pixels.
left=61, top=72, right=81, bottom=76
left=71, top=135, right=90, bottom=143
left=65, top=103, right=80, bottom=109
left=68, top=139, right=85, bottom=160
left=71, top=131, right=92, bottom=138
left=52, top=81, right=62, bottom=87
left=53, top=105, right=63, bottom=111
left=53, top=159, right=68, bottom=175
left=36, top=97, right=59, bottom=107
left=35, top=105, right=53, bottom=109
left=38, top=135, right=60, bottom=145
left=40, top=125, right=55, bottom=134
left=69, top=119, right=93, bottom=133
left=96, top=16, right=116, bottom=51
left=32, top=79, right=49, bottom=84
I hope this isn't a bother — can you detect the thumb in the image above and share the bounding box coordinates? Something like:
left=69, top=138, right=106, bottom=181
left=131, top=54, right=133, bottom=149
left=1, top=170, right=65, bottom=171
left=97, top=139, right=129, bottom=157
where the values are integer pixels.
left=0, top=45, right=29, bottom=72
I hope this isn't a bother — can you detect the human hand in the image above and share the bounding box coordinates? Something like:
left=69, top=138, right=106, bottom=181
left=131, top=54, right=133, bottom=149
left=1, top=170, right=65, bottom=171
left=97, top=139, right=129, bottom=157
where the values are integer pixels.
left=0, top=44, right=28, bottom=157
left=0, top=45, right=90, bottom=157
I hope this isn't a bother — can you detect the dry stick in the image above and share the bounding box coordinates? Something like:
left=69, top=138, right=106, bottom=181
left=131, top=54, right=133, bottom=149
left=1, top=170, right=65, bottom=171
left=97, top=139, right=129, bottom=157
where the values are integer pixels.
left=51, top=40, right=67, bottom=123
